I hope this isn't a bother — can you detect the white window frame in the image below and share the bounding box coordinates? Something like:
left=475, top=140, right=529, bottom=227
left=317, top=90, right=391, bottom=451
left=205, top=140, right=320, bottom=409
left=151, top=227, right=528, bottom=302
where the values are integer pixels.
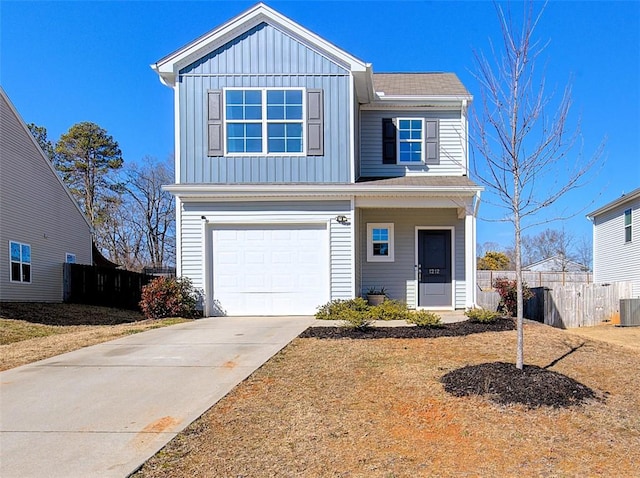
left=624, top=208, right=632, bottom=243
left=396, top=118, right=425, bottom=165
left=223, top=87, right=306, bottom=156
left=367, top=223, right=394, bottom=262
left=9, top=240, right=31, bottom=283
left=66, top=253, right=76, bottom=264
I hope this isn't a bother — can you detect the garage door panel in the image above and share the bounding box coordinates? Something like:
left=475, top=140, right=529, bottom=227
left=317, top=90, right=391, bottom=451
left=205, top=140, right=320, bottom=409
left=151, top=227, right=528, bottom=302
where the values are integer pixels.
left=212, top=224, right=328, bottom=315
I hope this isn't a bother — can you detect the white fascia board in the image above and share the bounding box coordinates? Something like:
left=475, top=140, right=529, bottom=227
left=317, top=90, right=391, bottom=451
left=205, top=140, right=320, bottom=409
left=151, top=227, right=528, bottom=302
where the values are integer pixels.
left=152, top=3, right=367, bottom=86
left=586, top=187, right=640, bottom=219
left=362, top=97, right=473, bottom=110
left=163, top=183, right=483, bottom=200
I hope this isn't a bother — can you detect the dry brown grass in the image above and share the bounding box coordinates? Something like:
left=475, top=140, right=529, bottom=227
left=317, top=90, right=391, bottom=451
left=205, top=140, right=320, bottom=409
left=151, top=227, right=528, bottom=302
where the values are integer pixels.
left=135, top=321, right=640, bottom=477
left=0, top=302, right=188, bottom=371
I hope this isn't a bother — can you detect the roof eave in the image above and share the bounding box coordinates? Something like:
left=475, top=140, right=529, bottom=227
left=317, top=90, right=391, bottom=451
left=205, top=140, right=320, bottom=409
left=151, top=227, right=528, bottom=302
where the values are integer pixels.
left=586, top=187, right=640, bottom=219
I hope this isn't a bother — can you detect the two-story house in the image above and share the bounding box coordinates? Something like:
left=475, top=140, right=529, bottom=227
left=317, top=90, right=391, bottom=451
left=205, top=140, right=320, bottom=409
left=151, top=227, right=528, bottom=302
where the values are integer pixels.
left=152, top=3, right=482, bottom=316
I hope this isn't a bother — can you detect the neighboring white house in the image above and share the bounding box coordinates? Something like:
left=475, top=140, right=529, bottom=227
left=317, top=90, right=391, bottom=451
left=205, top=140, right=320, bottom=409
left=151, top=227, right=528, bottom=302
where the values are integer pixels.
left=0, top=88, right=93, bottom=302
left=587, top=187, right=640, bottom=297
left=152, top=3, right=482, bottom=316
left=524, top=254, right=589, bottom=272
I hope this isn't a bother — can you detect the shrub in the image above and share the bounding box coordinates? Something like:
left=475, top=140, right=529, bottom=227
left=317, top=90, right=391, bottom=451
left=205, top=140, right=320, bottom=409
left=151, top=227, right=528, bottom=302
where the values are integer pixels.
left=140, top=276, right=200, bottom=320
left=493, top=278, right=534, bottom=317
left=368, top=299, right=410, bottom=321
left=464, top=307, right=500, bottom=323
left=407, top=310, right=442, bottom=328
left=315, top=298, right=369, bottom=321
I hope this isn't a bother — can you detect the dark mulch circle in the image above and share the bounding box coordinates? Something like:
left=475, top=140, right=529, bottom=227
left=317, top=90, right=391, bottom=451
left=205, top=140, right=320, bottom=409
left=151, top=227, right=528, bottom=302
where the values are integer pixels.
left=299, top=318, right=515, bottom=339
left=441, top=361, right=600, bottom=408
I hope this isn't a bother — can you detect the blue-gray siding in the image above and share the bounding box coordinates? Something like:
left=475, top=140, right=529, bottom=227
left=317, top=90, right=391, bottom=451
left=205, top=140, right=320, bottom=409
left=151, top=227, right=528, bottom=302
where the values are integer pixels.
left=360, top=110, right=467, bottom=177
left=359, top=208, right=467, bottom=308
left=179, top=23, right=352, bottom=184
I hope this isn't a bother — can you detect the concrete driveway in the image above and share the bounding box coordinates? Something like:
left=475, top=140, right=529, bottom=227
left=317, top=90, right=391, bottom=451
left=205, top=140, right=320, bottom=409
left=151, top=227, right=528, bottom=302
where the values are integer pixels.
left=0, top=316, right=314, bottom=478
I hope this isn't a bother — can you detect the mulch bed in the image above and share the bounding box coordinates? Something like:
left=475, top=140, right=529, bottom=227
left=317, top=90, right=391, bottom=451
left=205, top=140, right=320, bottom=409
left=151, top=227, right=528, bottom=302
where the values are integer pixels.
left=0, top=302, right=143, bottom=326
left=441, top=361, right=600, bottom=408
left=300, top=317, right=516, bottom=339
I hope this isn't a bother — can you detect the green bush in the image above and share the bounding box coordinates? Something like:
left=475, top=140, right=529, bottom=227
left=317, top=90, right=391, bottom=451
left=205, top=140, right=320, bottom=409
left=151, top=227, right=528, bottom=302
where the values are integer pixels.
left=315, top=298, right=369, bottom=321
left=406, top=310, right=442, bottom=328
left=139, top=276, right=200, bottom=320
left=464, top=307, right=500, bottom=323
left=368, top=299, right=411, bottom=321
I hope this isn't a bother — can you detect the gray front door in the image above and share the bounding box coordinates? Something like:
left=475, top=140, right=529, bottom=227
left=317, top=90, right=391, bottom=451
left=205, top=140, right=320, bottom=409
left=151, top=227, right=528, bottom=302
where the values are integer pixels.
left=418, top=230, right=452, bottom=307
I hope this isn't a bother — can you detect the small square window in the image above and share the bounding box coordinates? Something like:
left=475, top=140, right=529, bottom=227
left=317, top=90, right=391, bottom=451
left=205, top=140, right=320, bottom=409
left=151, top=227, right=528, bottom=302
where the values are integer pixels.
left=367, top=223, right=394, bottom=262
left=66, top=253, right=76, bottom=264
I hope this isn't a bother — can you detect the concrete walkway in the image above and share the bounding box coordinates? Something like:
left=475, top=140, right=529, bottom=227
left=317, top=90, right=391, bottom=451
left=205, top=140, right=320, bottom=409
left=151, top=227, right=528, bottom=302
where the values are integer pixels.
left=0, top=316, right=314, bottom=478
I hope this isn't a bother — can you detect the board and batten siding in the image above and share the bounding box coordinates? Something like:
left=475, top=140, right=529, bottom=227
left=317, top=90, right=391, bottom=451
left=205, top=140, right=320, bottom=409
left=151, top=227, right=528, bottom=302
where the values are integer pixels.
left=0, top=92, right=92, bottom=302
left=593, top=199, right=640, bottom=297
left=360, top=110, right=467, bottom=177
left=359, top=208, right=466, bottom=308
left=180, top=200, right=354, bottom=309
left=178, top=22, right=352, bottom=184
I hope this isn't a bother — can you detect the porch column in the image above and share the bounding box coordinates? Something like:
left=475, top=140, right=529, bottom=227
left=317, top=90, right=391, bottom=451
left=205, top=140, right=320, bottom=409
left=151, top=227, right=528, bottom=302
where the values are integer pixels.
left=465, top=211, right=476, bottom=308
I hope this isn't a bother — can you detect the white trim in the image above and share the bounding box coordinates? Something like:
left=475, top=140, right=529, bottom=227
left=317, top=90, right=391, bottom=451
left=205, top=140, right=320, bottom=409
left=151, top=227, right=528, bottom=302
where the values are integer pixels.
left=175, top=197, right=182, bottom=278
left=174, top=85, right=181, bottom=183
left=414, top=226, right=455, bottom=310
left=396, top=117, right=425, bottom=165
left=223, top=87, right=306, bottom=156
left=367, top=223, right=394, bottom=262
left=464, top=213, right=475, bottom=308
left=349, top=73, right=356, bottom=182
left=349, top=197, right=356, bottom=297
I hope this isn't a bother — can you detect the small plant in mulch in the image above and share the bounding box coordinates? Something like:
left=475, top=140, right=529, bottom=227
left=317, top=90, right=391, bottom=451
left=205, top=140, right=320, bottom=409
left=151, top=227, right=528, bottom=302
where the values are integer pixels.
left=441, top=361, right=600, bottom=408
left=464, top=307, right=500, bottom=323
left=367, top=300, right=411, bottom=321
left=139, top=276, right=201, bottom=320
left=406, top=310, right=442, bottom=328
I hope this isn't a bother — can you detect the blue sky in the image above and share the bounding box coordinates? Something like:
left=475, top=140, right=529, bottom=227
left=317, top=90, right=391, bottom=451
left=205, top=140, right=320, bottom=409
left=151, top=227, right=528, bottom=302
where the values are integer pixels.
left=2, top=1, right=639, bottom=250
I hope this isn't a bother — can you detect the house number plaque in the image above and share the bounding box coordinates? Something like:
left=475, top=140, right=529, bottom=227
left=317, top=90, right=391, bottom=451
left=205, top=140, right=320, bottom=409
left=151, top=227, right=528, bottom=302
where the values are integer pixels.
left=428, top=269, right=440, bottom=275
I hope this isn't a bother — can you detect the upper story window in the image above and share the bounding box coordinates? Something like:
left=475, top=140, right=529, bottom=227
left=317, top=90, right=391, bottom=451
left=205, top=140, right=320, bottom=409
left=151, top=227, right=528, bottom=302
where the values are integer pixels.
left=397, top=119, right=424, bottom=164
left=382, top=117, right=439, bottom=166
left=10, top=241, right=31, bottom=283
left=66, top=253, right=76, bottom=264
left=224, top=88, right=304, bottom=155
left=625, top=208, right=632, bottom=242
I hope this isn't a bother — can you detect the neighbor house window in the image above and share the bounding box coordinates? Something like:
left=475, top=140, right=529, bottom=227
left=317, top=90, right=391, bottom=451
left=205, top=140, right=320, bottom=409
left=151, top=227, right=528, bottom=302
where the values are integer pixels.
left=66, top=253, right=76, bottom=264
left=625, top=208, right=632, bottom=242
left=9, top=241, right=31, bottom=283
left=225, top=88, right=304, bottom=154
left=397, top=118, right=424, bottom=164
left=367, top=223, right=394, bottom=262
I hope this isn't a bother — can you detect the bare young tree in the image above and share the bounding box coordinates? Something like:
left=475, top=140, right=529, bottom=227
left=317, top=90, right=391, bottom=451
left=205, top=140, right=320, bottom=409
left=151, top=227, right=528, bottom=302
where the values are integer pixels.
left=472, top=1, right=603, bottom=369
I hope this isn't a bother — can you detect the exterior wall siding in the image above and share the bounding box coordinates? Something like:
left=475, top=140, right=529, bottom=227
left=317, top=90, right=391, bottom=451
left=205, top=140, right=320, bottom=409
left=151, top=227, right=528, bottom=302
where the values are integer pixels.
left=359, top=109, right=467, bottom=178
left=593, top=199, right=640, bottom=297
left=0, top=93, right=92, bottom=302
left=359, top=208, right=466, bottom=308
left=180, top=200, right=354, bottom=311
left=178, top=23, right=352, bottom=184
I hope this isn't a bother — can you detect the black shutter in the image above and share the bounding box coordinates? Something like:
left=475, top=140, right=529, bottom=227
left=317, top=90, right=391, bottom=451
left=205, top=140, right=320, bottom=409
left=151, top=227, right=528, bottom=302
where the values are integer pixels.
left=207, top=90, right=223, bottom=157
left=382, top=118, right=396, bottom=164
left=306, top=89, right=324, bottom=156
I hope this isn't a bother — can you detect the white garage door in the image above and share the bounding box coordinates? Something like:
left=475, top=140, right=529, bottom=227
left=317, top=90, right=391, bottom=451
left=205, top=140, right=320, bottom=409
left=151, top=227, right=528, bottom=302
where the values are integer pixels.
left=212, top=224, right=329, bottom=315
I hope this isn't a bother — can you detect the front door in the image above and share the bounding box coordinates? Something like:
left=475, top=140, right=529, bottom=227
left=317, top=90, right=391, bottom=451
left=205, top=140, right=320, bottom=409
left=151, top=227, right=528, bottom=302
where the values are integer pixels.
left=418, top=230, right=452, bottom=307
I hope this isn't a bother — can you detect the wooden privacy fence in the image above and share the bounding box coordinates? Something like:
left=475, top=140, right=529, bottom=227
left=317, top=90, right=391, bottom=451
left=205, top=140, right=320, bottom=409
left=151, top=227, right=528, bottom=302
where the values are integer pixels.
left=477, top=282, right=633, bottom=329
left=477, top=270, right=592, bottom=289
left=63, top=264, right=155, bottom=310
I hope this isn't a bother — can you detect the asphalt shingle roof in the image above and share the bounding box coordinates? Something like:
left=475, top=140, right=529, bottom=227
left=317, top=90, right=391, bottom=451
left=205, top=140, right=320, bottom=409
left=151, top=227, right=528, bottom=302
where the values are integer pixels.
left=373, top=73, right=470, bottom=97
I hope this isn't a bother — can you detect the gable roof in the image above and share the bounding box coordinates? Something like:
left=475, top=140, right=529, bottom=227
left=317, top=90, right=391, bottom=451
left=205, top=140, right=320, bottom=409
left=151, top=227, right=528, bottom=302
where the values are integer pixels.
left=523, top=254, right=589, bottom=272
left=373, top=73, right=470, bottom=97
left=153, top=2, right=369, bottom=88
left=587, top=187, right=640, bottom=219
left=0, top=87, right=92, bottom=231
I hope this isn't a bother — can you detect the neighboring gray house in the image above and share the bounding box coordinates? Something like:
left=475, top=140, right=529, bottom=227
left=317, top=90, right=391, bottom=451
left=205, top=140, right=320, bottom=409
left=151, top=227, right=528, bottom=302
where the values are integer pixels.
left=0, top=88, right=92, bottom=302
left=524, top=254, right=589, bottom=272
left=587, top=188, right=640, bottom=297
left=153, top=3, right=482, bottom=316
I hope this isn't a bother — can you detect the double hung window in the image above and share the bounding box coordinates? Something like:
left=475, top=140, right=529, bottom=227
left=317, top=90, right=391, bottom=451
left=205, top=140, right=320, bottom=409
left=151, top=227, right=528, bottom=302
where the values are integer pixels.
left=225, top=88, right=304, bottom=154
left=367, top=223, right=394, bottom=262
left=397, top=119, right=424, bottom=164
left=10, top=241, right=31, bottom=283
left=625, top=208, right=632, bottom=243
